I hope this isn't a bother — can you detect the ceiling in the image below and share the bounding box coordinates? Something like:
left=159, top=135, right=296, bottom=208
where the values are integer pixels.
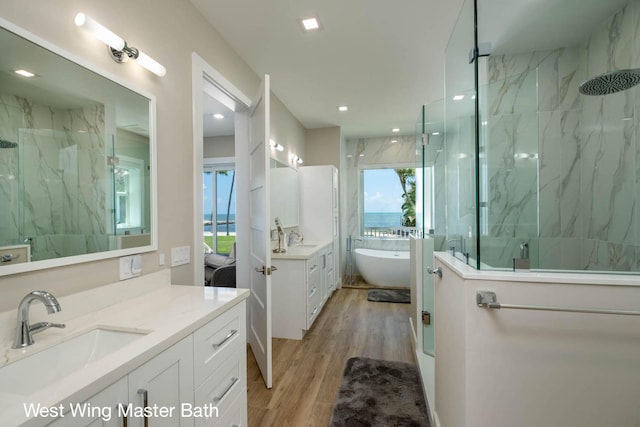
left=195, top=0, right=631, bottom=140
left=193, top=0, right=465, bottom=139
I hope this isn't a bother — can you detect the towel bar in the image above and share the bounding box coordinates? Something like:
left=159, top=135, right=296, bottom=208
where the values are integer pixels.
left=476, top=290, right=640, bottom=316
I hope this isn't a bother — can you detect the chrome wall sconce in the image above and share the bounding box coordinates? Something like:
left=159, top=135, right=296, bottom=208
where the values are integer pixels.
left=269, top=139, right=284, bottom=152
left=290, top=153, right=303, bottom=165
left=74, top=13, right=166, bottom=77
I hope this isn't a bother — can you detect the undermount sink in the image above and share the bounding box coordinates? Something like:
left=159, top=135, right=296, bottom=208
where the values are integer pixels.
left=0, top=327, right=148, bottom=396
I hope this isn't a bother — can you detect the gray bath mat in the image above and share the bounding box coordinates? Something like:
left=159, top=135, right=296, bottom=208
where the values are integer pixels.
left=367, top=288, right=410, bottom=303
left=330, top=357, right=430, bottom=426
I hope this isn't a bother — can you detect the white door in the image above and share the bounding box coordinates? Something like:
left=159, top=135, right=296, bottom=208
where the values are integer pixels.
left=247, top=75, right=273, bottom=388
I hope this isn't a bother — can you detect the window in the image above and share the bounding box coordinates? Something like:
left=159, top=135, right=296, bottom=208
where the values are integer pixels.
left=115, top=156, right=144, bottom=231
left=203, top=164, right=235, bottom=255
left=361, top=167, right=416, bottom=237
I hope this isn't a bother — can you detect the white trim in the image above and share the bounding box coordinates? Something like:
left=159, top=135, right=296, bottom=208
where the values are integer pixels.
left=192, top=53, right=250, bottom=286
left=204, top=156, right=235, bottom=166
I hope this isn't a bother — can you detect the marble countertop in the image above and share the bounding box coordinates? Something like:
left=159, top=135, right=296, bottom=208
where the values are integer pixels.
left=271, top=240, right=332, bottom=260
left=0, top=276, right=249, bottom=426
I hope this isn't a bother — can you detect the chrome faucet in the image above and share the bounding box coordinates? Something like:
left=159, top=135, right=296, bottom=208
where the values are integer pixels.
left=12, top=290, right=66, bottom=349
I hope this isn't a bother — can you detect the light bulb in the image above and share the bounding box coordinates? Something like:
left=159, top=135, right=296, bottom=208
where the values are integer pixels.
left=74, top=13, right=125, bottom=50
left=135, top=50, right=167, bottom=77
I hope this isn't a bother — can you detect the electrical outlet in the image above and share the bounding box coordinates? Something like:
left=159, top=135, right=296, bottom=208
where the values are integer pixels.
left=171, top=246, right=190, bottom=267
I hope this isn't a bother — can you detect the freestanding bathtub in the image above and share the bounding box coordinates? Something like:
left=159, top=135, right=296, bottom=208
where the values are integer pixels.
left=354, top=248, right=410, bottom=287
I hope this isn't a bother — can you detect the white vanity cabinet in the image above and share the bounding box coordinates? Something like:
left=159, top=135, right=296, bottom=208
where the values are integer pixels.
left=272, top=243, right=331, bottom=340
left=47, top=377, right=128, bottom=427
left=47, top=336, right=193, bottom=427
left=127, top=335, right=194, bottom=426
left=46, top=301, right=247, bottom=427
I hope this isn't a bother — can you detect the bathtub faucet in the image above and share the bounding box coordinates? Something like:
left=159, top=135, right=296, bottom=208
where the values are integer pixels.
left=346, top=235, right=363, bottom=252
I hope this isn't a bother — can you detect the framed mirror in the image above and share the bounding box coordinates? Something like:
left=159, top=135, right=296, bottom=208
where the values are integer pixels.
left=0, top=19, right=157, bottom=276
left=270, top=158, right=299, bottom=228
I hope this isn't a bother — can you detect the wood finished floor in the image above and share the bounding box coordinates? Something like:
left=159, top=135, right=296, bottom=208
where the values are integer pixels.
left=246, top=287, right=415, bottom=426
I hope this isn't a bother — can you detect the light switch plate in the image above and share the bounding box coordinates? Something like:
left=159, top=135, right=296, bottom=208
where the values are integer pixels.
left=171, top=246, right=190, bottom=267
left=120, top=255, right=142, bottom=280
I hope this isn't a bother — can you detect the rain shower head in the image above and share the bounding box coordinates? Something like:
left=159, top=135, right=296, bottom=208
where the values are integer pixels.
left=579, top=69, right=640, bottom=96
left=0, top=139, right=17, bottom=149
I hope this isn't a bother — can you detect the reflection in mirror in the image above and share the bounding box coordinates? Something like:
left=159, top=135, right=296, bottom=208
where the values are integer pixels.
left=0, top=20, right=154, bottom=274
left=270, top=159, right=299, bottom=228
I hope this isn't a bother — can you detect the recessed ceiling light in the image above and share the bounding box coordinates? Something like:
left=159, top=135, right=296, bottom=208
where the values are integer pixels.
left=301, top=17, right=320, bottom=31
left=14, top=69, right=35, bottom=77
left=338, top=105, right=348, bottom=112
left=392, top=128, right=400, bottom=133
left=347, top=154, right=353, bottom=158
left=453, top=95, right=465, bottom=101
left=391, top=139, right=398, bottom=143
left=432, top=132, right=440, bottom=136
left=359, top=154, right=365, bottom=157
left=213, top=113, right=224, bottom=120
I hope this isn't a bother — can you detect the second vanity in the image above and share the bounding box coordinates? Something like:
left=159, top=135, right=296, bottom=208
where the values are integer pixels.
left=0, top=270, right=249, bottom=427
left=271, top=241, right=335, bottom=340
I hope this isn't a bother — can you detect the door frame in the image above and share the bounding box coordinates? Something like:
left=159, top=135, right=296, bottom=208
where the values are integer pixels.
left=191, top=53, right=251, bottom=286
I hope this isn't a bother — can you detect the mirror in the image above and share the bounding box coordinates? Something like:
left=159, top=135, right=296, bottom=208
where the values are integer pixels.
left=0, top=20, right=156, bottom=275
left=270, top=158, right=299, bottom=228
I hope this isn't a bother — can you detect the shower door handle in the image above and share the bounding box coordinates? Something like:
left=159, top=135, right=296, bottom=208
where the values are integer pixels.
left=427, top=266, right=442, bottom=278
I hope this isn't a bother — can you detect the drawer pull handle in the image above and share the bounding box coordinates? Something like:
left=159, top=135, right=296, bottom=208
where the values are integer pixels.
left=137, top=389, right=149, bottom=427
left=213, top=376, right=238, bottom=403
left=311, top=306, right=319, bottom=318
left=309, top=287, right=317, bottom=297
left=212, top=329, right=238, bottom=349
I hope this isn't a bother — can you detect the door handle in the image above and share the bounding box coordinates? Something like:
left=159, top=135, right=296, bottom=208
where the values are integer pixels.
left=255, top=266, right=278, bottom=275
left=427, top=266, right=442, bottom=278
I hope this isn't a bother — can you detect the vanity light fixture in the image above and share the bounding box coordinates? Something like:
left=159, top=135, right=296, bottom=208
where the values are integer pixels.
left=269, top=139, right=284, bottom=152
left=74, top=13, right=167, bottom=77
left=213, top=113, right=225, bottom=120
left=14, top=69, right=36, bottom=78
left=290, top=153, right=304, bottom=164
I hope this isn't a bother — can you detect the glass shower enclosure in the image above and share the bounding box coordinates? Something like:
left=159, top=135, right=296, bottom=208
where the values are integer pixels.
left=431, top=0, right=640, bottom=274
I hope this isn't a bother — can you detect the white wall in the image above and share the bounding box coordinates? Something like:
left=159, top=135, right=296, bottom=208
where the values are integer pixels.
left=204, top=135, right=235, bottom=158
left=270, top=94, right=306, bottom=168
left=305, top=127, right=341, bottom=167
left=434, top=252, right=640, bottom=427
left=0, top=0, right=260, bottom=309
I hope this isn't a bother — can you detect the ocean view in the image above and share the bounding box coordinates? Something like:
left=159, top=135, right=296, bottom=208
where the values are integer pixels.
left=364, top=212, right=404, bottom=228
left=204, top=213, right=236, bottom=233
left=204, top=212, right=402, bottom=233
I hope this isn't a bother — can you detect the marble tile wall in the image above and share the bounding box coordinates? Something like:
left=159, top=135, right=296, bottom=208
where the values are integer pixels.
left=344, top=135, right=417, bottom=253
left=0, top=94, right=109, bottom=261
left=481, top=0, right=640, bottom=271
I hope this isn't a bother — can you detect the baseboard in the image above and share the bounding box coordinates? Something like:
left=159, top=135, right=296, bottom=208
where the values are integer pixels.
left=415, top=349, right=435, bottom=427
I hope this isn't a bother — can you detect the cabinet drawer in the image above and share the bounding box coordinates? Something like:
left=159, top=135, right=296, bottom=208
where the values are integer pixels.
left=211, top=388, right=247, bottom=427
left=307, top=255, right=320, bottom=276
left=194, top=341, right=246, bottom=426
left=307, top=284, right=323, bottom=326
left=194, top=304, right=245, bottom=388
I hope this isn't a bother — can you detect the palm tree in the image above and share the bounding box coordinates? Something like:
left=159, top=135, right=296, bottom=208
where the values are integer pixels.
left=394, top=168, right=416, bottom=227
left=217, top=170, right=235, bottom=236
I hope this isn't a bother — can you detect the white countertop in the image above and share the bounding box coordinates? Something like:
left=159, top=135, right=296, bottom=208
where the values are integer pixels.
left=0, top=274, right=249, bottom=426
left=271, top=240, right=332, bottom=260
